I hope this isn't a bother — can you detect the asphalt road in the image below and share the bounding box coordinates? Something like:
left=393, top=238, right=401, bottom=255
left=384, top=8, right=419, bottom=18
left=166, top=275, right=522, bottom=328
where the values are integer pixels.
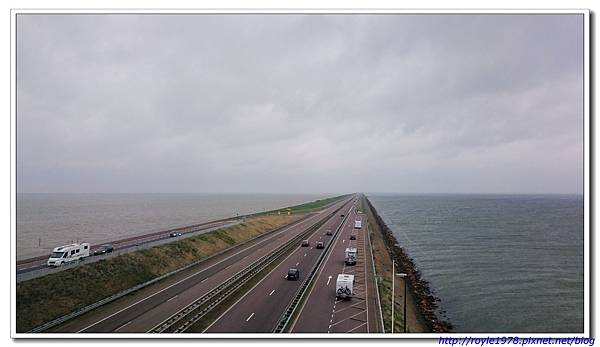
left=49, top=197, right=352, bottom=333
left=17, top=220, right=240, bottom=283
left=203, top=200, right=356, bottom=333
left=290, top=202, right=383, bottom=333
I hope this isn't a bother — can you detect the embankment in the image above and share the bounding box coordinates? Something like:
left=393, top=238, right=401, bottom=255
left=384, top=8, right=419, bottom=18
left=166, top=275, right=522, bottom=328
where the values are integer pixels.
left=364, top=196, right=452, bottom=332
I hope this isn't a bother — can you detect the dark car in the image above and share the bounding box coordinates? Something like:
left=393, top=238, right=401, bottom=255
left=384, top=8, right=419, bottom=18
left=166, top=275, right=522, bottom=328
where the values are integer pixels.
left=301, top=240, right=310, bottom=247
left=316, top=241, right=324, bottom=249
left=341, top=214, right=345, bottom=218
left=326, top=230, right=333, bottom=236
left=93, top=244, right=114, bottom=256
left=350, top=234, right=356, bottom=240
left=170, top=232, right=182, bottom=237
left=287, top=268, right=300, bottom=280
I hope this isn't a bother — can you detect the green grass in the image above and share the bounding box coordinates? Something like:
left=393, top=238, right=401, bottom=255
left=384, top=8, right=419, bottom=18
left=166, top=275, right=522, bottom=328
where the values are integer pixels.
left=267, top=194, right=350, bottom=214
left=16, top=214, right=300, bottom=333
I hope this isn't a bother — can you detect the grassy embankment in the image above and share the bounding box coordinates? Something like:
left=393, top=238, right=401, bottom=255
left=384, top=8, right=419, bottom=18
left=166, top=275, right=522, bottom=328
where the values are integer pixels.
left=16, top=214, right=300, bottom=333
left=359, top=196, right=430, bottom=333
left=267, top=194, right=351, bottom=214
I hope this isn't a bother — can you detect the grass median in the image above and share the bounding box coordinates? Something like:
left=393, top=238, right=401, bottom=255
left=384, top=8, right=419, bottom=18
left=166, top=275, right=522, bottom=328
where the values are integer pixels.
left=16, top=214, right=301, bottom=333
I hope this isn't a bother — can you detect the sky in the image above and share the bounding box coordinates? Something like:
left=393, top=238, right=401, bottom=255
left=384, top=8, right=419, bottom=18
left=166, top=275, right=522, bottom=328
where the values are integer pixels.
left=16, top=14, right=584, bottom=194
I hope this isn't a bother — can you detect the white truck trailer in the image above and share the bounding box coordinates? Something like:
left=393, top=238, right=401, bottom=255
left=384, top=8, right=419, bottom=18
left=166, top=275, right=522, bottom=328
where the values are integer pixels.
left=345, top=247, right=357, bottom=265
left=336, top=274, right=355, bottom=300
left=47, top=242, right=90, bottom=267
left=354, top=220, right=362, bottom=229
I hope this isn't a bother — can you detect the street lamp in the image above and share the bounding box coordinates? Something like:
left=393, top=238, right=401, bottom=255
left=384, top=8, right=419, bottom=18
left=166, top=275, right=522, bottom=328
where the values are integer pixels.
left=392, top=260, right=408, bottom=333
left=397, top=272, right=407, bottom=333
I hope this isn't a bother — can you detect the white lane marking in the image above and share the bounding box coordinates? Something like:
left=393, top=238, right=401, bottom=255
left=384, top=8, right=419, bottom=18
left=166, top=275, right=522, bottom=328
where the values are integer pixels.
left=343, top=239, right=345, bottom=243
left=326, top=275, right=332, bottom=286
left=346, top=322, right=368, bottom=333
left=246, top=312, right=255, bottom=322
left=167, top=295, right=178, bottom=302
left=269, top=290, right=276, bottom=296
left=115, top=320, right=132, bottom=332
left=310, top=247, right=313, bottom=250
left=296, top=262, right=299, bottom=266
left=304, top=253, right=307, bottom=257
left=201, top=278, right=208, bottom=283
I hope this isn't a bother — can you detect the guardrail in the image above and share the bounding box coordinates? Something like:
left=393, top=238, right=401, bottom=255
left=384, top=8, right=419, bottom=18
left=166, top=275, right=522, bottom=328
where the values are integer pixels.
left=150, top=202, right=348, bottom=333
left=272, top=205, right=352, bottom=333
left=26, top=212, right=314, bottom=333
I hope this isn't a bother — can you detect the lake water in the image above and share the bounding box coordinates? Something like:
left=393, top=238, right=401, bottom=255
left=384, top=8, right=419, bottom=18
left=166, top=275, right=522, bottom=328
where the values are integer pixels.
left=367, top=194, right=584, bottom=333
left=16, top=193, right=328, bottom=260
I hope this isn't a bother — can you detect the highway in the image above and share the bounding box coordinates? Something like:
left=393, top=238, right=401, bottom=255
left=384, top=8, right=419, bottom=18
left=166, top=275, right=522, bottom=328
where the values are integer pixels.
left=290, top=205, right=382, bottom=333
left=49, top=197, right=353, bottom=333
left=17, top=219, right=239, bottom=277
left=203, top=199, right=355, bottom=333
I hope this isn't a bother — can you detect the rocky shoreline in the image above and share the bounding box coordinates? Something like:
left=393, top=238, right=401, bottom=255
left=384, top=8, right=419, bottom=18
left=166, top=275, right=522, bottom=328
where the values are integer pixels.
left=365, top=197, right=452, bottom=333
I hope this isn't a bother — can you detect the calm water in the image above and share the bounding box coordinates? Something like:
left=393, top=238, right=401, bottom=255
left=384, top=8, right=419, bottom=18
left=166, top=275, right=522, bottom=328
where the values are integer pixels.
left=16, top=193, right=327, bottom=260
left=367, top=194, right=584, bottom=333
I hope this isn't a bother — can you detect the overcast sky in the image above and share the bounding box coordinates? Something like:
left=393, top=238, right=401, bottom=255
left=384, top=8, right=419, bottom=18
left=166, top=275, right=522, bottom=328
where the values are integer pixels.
left=16, top=14, right=584, bottom=194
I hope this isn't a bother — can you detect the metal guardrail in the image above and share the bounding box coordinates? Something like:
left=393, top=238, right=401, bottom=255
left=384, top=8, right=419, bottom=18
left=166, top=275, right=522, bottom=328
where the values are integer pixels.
left=272, top=207, right=352, bottom=333
left=151, top=204, right=346, bottom=333
left=26, top=214, right=314, bottom=333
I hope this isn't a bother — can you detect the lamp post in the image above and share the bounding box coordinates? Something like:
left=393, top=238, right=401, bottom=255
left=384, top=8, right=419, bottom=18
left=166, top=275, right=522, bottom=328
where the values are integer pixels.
left=392, top=260, right=408, bottom=334
left=397, top=272, right=407, bottom=333
left=392, top=261, right=395, bottom=333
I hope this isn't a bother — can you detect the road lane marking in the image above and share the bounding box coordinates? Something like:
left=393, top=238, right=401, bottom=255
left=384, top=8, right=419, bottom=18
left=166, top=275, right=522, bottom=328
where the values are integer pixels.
left=346, top=322, right=368, bottom=333
left=246, top=313, right=255, bottom=322
left=326, top=275, right=332, bottom=286
left=296, top=262, right=299, bottom=266
left=115, top=321, right=132, bottom=332
left=167, top=295, right=178, bottom=302
left=269, top=289, right=276, bottom=296
left=201, top=278, right=208, bottom=283
left=304, top=253, right=307, bottom=257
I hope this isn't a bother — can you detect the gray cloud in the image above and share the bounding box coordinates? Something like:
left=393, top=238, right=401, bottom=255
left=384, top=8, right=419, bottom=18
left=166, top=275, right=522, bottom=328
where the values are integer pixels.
left=16, top=14, right=584, bottom=194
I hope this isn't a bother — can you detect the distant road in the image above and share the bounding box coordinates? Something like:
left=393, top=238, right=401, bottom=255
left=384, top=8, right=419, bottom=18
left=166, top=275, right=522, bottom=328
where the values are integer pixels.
left=16, top=219, right=240, bottom=283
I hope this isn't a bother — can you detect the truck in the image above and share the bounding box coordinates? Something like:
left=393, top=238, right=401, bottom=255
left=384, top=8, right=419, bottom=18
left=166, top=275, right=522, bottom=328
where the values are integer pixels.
left=354, top=220, right=362, bottom=229
left=336, top=274, right=354, bottom=300
left=47, top=243, right=90, bottom=267
left=345, top=247, right=357, bottom=265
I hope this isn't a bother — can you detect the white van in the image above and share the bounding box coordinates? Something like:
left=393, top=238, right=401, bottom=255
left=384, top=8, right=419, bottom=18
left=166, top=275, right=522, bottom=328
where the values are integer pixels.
left=336, top=274, right=354, bottom=300
left=354, top=220, right=362, bottom=229
left=345, top=247, right=357, bottom=265
left=47, top=243, right=90, bottom=267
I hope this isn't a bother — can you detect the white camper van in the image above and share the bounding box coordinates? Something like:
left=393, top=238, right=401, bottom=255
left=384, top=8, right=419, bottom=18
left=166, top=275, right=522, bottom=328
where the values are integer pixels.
left=47, top=243, right=90, bottom=267
left=345, top=247, right=357, bottom=265
left=336, top=274, right=355, bottom=300
left=354, top=220, right=362, bottom=229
